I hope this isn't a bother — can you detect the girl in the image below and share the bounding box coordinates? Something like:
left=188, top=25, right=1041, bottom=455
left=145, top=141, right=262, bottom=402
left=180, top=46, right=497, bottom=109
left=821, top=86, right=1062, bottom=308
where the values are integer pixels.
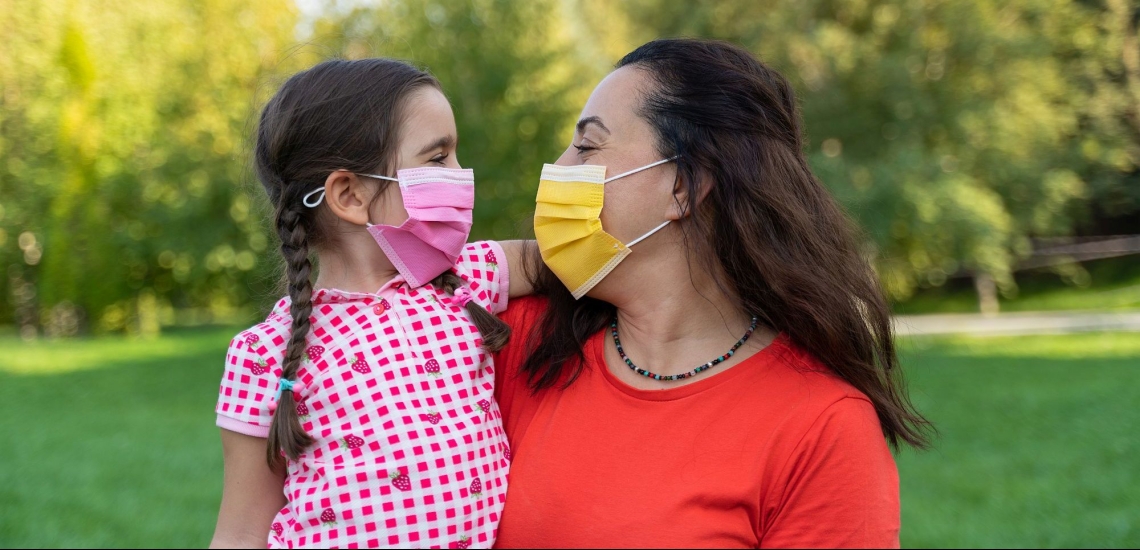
left=209, top=59, right=528, bottom=549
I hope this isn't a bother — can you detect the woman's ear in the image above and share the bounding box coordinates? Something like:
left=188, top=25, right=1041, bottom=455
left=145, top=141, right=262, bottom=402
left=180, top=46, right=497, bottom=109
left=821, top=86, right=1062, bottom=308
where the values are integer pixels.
left=322, top=170, right=373, bottom=226
left=666, top=168, right=713, bottom=221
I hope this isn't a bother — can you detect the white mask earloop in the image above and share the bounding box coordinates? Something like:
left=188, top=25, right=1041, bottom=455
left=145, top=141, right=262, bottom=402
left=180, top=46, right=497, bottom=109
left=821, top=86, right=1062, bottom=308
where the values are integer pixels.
left=301, top=172, right=399, bottom=209
left=603, top=155, right=681, bottom=183
left=626, top=220, right=671, bottom=247
left=603, top=156, right=679, bottom=247
left=302, top=187, right=326, bottom=208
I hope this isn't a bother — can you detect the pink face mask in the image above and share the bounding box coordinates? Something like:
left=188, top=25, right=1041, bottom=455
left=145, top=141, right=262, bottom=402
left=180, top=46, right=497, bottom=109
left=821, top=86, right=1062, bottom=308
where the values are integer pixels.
left=303, top=167, right=475, bottom=288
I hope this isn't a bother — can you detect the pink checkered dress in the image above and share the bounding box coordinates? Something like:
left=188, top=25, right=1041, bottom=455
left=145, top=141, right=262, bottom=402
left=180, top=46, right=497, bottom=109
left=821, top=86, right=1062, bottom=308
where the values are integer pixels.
left=216, top=241, right=510, bottom=549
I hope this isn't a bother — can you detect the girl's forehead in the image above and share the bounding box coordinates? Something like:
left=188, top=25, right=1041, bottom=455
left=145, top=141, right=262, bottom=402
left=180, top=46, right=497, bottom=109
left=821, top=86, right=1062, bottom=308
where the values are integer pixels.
left=405, top=87, right=455, bottom=127
left=399, top=87, right=457, bottom=150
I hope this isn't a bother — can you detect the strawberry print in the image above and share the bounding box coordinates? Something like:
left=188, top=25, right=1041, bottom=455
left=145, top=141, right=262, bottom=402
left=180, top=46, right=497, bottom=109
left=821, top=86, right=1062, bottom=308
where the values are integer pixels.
left=249, top=358, right=269, bottom=375
left=469, top=477, right=483, bottom=498
left=350, top=356, right=371, bottom=374
left=320, top=508, right=337, bottom=527
left=244, top=332, right=260, bottom=346
left=477, top=399, right=491, bottom=414
left=340, top=434, right=365, bottom=450
left=484, top=250, right=497, bottom=267
left=271, top=522, right=283, bottom=537
left=504, top=445, right=512, bottom=461
left=424, top=359, right=442, bottom=378
left=390, top=471, right=412, bottom=492
left=372, top=298, right=391, bottom=316
left=457, top=536, right=471, bottom=549
left=305, top=345, right=324, bottom=363
left=420, top=410, right=442, bottom=425
left=296, top=400, right=310, bottom=420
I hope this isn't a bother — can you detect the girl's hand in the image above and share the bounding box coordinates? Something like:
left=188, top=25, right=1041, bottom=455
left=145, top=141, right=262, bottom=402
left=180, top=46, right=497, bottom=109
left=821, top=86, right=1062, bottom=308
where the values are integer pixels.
left=210, top=429, right=287, bottom=549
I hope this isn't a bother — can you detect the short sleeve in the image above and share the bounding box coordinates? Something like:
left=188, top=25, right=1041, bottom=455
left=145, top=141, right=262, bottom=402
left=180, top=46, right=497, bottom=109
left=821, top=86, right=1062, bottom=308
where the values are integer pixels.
left=215, top=325, right=286, bottom=438
left=453, top=240, right=509, bottom=314
left=760, top=397, right=901, bottom=549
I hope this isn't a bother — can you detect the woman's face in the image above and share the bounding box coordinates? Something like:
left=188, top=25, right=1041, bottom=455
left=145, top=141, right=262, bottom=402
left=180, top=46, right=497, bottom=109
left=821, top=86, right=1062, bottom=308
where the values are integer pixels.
left=554, top=66, right=678, bottom=249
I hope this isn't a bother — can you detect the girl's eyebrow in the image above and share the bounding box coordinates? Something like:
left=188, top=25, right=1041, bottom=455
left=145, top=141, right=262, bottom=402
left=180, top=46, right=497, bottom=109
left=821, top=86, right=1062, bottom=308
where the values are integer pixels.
left=418, top=135, right=456, bottom=155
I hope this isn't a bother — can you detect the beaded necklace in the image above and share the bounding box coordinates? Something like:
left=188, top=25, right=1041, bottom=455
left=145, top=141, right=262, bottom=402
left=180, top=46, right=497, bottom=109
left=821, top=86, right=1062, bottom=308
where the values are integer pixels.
left=611, top=314, right=759, bottom=381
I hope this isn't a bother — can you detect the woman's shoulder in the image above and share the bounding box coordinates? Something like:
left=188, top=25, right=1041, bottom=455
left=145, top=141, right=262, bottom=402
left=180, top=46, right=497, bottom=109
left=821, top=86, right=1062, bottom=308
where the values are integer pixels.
left=739, top=334, right=880, bottom=438
left=763, top=335, right=871, bottom=398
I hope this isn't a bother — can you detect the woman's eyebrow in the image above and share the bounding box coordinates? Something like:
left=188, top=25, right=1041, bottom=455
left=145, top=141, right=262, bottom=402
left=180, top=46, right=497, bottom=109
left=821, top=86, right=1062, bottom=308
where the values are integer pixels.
left=576, top=116, right=610, bottom=135
left=418, top=135, right=456, bottom=155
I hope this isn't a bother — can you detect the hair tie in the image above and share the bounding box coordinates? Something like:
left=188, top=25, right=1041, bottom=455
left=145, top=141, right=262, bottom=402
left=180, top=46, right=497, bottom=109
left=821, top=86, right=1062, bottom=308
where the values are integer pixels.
left=448, top=287, right=473, bottom=308
left=274, top=378, right=299, bottom=402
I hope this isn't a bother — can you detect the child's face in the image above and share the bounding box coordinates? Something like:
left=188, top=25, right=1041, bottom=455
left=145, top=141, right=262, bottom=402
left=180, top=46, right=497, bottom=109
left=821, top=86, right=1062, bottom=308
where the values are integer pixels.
left=368, top=86, right=460, bottom=227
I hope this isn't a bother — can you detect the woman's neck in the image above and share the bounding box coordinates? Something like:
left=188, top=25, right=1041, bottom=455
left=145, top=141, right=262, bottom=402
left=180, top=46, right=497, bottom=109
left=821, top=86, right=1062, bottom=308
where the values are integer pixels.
left=601, top=242, right=775, bottom=385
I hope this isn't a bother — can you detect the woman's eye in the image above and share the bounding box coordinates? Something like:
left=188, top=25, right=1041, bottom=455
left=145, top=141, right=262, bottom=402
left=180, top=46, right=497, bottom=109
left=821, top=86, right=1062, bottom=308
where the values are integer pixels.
left=574, top=145, right=595, bottom=154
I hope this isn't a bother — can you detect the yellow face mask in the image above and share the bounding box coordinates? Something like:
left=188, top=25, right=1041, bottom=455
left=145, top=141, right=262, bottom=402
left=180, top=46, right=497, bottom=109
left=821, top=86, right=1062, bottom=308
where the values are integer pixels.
left=534, top=158, right=676, bottom=299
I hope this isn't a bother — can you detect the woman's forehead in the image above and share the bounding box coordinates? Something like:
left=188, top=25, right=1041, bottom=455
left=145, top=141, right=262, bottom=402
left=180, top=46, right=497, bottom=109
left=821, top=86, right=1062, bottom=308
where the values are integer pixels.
left=579, top=67, right=650, bottom=136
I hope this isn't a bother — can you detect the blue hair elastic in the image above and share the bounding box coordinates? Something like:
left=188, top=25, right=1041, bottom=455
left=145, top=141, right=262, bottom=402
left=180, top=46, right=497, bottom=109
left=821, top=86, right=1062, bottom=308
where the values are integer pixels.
left=274, top=378, right=297, bottom=401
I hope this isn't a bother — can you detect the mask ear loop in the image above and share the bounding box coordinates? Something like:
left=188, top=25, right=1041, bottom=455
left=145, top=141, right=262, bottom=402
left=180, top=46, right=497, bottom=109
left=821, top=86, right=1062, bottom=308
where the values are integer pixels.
left=603, top=155, right=681, bottom=183
left=604, top=156, right=680, bottom=247
left=356, top=173, right=400, bottom=227
left=627, top=220, right=671, bottom=247
left=302, top=187, right=326, bottom=208
left=301, top=172, right=399, bottom=211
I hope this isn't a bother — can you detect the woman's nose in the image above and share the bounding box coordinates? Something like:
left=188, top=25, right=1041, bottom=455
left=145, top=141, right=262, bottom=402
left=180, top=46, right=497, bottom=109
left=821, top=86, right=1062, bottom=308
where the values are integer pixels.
left=554, top=146, right=578, bottom=166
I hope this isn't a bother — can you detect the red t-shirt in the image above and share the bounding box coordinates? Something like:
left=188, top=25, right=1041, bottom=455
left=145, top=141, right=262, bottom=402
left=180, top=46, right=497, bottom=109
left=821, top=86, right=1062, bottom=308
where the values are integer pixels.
left=492, top=297, right=900, bottom=548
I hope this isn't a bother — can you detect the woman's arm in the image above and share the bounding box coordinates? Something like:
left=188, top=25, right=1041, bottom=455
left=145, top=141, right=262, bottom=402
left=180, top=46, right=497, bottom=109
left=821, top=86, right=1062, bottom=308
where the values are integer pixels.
left=209, top=429, right=287, bottom=549
left=499, top=240, right=537, bottom=299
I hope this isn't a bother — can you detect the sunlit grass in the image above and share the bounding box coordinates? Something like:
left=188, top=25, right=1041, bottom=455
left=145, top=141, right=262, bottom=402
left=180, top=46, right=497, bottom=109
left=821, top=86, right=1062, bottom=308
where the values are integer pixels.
left=0, top=328, right=1136, bottom=547
left=0, top=328, right=235, bottom=375
left=902, top=331, right=1140, bottom=359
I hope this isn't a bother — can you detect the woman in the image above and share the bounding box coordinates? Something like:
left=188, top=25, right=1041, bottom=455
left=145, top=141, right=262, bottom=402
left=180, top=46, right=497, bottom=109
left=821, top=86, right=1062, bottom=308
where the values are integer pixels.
left=492, top=39, right=930, bottom=548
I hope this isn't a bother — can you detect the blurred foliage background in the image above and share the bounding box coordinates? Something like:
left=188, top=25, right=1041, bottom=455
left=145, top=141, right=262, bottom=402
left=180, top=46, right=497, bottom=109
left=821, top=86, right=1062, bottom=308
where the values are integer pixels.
left=2, top=0, right=1139, bottom=337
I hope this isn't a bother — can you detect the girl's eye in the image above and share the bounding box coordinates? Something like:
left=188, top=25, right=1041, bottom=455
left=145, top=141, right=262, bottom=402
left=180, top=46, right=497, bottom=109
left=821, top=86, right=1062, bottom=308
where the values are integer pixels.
left=431, top=154, right=448, bottom=165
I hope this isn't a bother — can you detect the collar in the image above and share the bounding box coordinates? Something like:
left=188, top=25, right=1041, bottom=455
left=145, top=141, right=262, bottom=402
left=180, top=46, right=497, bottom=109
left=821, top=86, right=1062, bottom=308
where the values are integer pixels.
left=270, top=276, right=409, bottom=315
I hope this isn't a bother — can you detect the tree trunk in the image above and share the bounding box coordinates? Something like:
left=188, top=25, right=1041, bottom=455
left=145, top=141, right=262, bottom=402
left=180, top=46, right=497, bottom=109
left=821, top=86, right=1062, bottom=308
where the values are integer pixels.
left=975, top=272, right=1000, bottom=317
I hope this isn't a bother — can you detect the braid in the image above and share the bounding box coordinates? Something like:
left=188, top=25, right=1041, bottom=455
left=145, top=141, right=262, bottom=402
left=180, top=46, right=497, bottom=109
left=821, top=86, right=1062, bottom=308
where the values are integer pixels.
left=266, top=202, right=317, bottom=466
left=432, top=272, right=511, bottom=352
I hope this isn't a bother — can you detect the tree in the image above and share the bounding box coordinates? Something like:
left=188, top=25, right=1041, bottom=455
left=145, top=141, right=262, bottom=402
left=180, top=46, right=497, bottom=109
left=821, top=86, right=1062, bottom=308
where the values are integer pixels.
left=0, top=0, right=306, bottom=335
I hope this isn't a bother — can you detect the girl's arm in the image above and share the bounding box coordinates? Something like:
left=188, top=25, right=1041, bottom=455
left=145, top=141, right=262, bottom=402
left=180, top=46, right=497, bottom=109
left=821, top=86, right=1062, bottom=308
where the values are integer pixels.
left=499, top=240, right=537, bottom=298
left=209, top=429, right=287, bottom=549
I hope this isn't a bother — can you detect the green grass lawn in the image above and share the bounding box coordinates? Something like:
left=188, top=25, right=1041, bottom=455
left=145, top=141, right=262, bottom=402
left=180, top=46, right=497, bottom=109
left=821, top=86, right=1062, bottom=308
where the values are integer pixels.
left=0, top=328, right=1137, bottom=547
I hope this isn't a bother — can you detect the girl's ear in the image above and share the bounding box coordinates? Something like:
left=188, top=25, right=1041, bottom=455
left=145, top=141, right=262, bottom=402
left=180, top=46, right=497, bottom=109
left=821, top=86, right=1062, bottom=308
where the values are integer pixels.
left=665, top=168, right=713, bottom=221
left=322, top=170, right=374, bottom=226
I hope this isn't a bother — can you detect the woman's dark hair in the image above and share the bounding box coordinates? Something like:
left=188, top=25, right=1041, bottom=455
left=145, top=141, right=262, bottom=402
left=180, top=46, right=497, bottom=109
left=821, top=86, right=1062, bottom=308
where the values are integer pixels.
left=522, top=39, right=931, bottom=450
left=254, top=58, right=509, bottom=466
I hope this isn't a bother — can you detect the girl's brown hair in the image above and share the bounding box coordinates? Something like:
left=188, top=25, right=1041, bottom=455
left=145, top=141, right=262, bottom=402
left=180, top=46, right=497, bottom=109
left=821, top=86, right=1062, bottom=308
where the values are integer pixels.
left=254, top=59, right=508, bottom=466
left=522, top=39, right=931, bottom=450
